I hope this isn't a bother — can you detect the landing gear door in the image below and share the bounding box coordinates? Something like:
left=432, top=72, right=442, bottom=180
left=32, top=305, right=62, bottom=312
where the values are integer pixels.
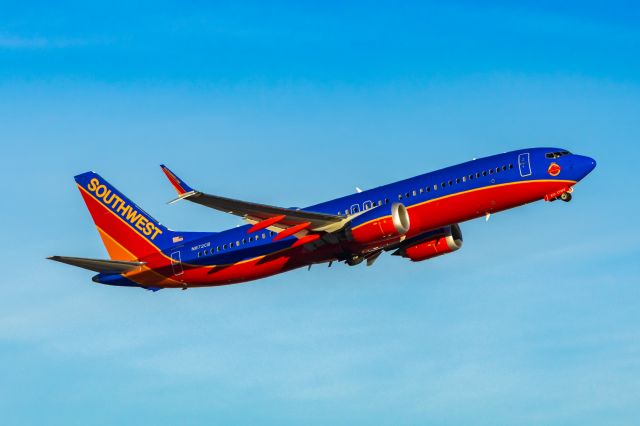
left=518, top=153, right=532, bottom=177
left=171, top=251, right=183, bottom=276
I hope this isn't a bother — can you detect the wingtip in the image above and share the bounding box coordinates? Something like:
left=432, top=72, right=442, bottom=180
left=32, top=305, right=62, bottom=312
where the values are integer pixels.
left=160, top=164, right=194, bottom=195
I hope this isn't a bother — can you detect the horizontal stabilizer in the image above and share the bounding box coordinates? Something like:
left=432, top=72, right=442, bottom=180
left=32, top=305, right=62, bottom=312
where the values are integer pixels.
left=48, top=256, right=145, bottom=274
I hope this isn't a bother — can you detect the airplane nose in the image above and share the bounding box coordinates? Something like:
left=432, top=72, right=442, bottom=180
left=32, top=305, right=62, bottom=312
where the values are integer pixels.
left=574, top=155, right=596, bottom=180
left=584, top=156, right=597, bottom=174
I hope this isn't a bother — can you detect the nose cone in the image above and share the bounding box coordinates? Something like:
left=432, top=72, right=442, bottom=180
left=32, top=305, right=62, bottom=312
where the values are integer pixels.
left=574, top=155, right=597, bottom=180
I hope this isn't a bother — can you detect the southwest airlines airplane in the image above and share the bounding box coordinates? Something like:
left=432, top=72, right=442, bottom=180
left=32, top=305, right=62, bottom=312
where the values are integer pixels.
left=49, top=148, right=596, bottom=291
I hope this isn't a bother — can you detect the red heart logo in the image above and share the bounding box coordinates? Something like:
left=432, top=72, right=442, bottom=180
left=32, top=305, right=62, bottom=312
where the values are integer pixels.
left=548, top=162, right=561, bottom=176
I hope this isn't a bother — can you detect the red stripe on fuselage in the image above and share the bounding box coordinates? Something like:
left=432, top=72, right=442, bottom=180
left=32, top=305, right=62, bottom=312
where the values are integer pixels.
left=403, top=179, right=575, bottom=236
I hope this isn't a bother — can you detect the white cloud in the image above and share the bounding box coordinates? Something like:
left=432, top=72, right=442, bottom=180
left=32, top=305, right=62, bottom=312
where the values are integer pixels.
left=0, top=34, right=104, bottom=49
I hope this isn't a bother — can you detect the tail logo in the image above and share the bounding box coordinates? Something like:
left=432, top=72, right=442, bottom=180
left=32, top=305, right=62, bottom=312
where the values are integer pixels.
left=548, top=162, right=561, bottom=177
left=86, top=178, right=164, bottom=240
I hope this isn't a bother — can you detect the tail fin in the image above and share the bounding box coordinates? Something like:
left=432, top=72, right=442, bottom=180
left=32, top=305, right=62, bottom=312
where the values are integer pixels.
left=74, top=172, right=176, bottom=260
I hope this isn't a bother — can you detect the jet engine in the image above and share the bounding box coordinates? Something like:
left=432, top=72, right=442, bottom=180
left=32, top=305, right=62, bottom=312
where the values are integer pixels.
left=393, top=224, right=463, bottom=262
left=347, top=202, right=410, bottom=246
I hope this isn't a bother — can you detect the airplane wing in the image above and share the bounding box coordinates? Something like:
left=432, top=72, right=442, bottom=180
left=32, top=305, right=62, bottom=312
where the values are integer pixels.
left=160, top=165, right=347, bottom=235
left=48, top=256, right=145, bottom=274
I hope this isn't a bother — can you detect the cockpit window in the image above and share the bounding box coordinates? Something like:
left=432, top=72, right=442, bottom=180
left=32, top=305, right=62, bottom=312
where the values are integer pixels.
left=545, top=151, right=571, bottom=159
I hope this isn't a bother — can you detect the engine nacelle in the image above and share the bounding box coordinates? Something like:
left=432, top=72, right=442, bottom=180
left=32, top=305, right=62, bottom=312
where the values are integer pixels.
left=394, top=224, right=463, bottom=262
left=347, top=202, right=410, bottom=246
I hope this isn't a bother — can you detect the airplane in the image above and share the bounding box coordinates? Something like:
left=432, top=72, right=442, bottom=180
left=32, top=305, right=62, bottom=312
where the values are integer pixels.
left=49, top=147, right=596, bottom=291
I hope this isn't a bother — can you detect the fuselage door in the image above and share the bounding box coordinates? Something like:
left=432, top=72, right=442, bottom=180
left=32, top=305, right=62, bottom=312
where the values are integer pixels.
left=350, top=204, right=360, bottom=214
left=518, top=153, right=532, bottom=177
left=171, top=251, right=184, bottom=276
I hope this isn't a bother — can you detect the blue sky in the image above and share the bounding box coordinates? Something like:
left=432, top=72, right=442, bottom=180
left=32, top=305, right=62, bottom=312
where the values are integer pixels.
left=1, top=1, right=639, bottom=424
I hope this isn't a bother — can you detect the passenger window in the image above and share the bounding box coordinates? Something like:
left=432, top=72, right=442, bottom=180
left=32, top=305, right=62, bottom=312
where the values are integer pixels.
left=426, top=186, right=430, bottom=192
left=456, top=178, right=460, bottom=184
left=223, top=244, right=227, bottom=249
left=419, top=188, right=423, bottom=194
left=433, top=184, right=438, bottom=190
left=384, top=198, right=389, bottom=204
left=448, top=180, right=452, bottom=186
left=412, top=190, right=417, bottom=196
left=489, top=169, right=493, bottom=174
left=216, top=246, right=220, bottom=252
left=398, top=194, right=403, bottom=200
left=509, top=164, right=513, bottom=169
left=197, top=252, right=201, bottom=257
left=462, top=176, right=466, bottom=182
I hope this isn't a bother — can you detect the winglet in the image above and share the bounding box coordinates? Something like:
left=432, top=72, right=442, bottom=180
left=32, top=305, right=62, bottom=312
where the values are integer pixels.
left=160, top=164, right=194, bottom=196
